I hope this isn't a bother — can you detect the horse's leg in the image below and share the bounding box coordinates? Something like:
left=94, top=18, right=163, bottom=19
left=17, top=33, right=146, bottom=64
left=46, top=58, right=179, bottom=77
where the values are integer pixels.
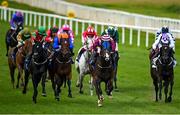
left=89, top=76, right=94, bottom=96
left=41, top=72, right=47, bottom=97
left=114, top=67, right=119, bottom=92
left=16, top=71, right=21, bottom=88
left=67, top=78, right=72, bottom=98
left=164, top=81, right=169, bottom=103
left=93, top=78, right=103, bottom=107
left=55, top=76, right=62, bottom=101
left=32, top=74, right=41, bottom=103
left=153, top=80, right=158, bottom=102
left=159, top=80, right=162, bottom=100
left=22, top=70, right=30, bottom=94
left=9, top=64, right=15, bottom=88
left=168, top=79, right=174, bottom=102
left=20, top=68, right=24, bottom=87
left=107, top=79, right=113, bottom=99
left=79, top=73, right=84, bottom=94
left=76, top=74, right=80, bottom=87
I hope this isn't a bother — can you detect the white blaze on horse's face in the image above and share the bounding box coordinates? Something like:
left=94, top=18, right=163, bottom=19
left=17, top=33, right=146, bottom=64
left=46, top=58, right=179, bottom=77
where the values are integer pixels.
left=105, top=52, right=110, bottom=61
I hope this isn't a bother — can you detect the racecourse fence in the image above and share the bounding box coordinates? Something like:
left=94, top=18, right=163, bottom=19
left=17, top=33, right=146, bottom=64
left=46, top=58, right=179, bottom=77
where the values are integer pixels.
left=1, top=6, right=180, bottom=48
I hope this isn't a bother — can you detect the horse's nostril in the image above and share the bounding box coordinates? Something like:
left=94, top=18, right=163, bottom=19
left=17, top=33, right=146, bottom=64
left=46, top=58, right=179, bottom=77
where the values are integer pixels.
left=105, top=58, right=109, bottom=61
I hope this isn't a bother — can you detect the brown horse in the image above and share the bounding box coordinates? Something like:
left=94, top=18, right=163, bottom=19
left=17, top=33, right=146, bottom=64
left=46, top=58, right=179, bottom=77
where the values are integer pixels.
left=7, top=39, right=32, bottom=88
left=150, top=42, right=174, bottom=103
left=90, top=48, right=114, bottom=107
left=50, top=37, right=72, bottom=101
left=16, top=39, right=33, bottom=93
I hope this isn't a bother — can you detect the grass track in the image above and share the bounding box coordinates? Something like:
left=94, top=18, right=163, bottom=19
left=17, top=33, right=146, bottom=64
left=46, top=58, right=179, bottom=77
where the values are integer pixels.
left=0, top=1, right=180, bottom=114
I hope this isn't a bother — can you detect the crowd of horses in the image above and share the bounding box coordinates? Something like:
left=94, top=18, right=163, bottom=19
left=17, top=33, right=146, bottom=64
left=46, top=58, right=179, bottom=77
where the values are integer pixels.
left=5, top=24, right=174, bottom=107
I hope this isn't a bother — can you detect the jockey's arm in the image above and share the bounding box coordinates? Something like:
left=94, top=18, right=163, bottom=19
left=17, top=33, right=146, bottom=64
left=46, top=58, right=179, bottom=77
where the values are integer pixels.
left=152, top=34, right=161, bottom=50
left=167, top=33, right=175, bottom=50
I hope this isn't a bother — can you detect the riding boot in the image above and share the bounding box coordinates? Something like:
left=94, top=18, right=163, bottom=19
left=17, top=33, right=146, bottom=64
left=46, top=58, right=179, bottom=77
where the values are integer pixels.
left=152, top=56, right=158, bottom=68
left=70, top=49, right=74, bottom=64
left=90, top=52, right=97, bottom=66
left=12, top=47, right=18, bottom=60
left=24, top=54, right=32, bottom=71
left=172, top=52, right=177, bottom=67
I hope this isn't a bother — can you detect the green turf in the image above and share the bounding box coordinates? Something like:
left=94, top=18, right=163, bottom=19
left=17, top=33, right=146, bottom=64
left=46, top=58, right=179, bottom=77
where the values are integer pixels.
left=66, top=0, right=180, bottom=19
left=0, top=1, right=180, bottom=114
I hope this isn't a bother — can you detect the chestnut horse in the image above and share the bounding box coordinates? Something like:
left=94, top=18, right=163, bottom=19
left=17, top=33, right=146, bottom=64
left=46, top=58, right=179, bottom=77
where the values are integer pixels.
left=50, top=37, right=73, bottom=101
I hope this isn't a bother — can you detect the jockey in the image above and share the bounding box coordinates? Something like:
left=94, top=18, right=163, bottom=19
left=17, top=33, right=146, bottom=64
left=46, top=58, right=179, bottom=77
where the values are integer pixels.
left=90, top=34, right=115, bottom=67
left=24, top=26, right=47, bottom=70
left=102, top=26, right=119, bottom=64
left=76, top=26, right=98, bottom=62
left=10, top=11, right=24, bottom=30
left=51, top=29, right=74, bottom=64
left=12, top=28, right=31, bottom=59
left=57, top=24, right=74, bottom=55
left=45, top=26, right=58, bottom=43
left=151, top=26, right=176, bottom=68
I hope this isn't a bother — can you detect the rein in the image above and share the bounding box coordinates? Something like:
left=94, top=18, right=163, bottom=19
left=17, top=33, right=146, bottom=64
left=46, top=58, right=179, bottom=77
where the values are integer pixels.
left=56, top=57, right=71, bottom=64
left=33, top=58, right=47, bottom=65
left=97, top=64, right=112, bottom=69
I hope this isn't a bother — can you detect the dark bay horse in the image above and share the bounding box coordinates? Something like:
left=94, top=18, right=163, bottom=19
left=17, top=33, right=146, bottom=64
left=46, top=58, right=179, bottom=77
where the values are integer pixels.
left=150, top=42, right=174, bottom=103
left=91, top=46, right=114, bottom=107
left=50, top=37, right=72, bottom=101
left=5, top=22, right=23, bottom=56
left=27, top=42, right=48, bottom=103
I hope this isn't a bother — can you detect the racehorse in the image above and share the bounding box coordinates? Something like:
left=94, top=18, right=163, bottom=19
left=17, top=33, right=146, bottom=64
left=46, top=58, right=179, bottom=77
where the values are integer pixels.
left=5, top=22, right=23, bottom=56
left=50, top=37, right=73, bottom=101
left=15, top=39, right=33, bottom=93
left=27, top=41, right=48, bottom=103
left=91, top=43, right=114, bottom=107
left=150, top=36, right=174, bottom=103
left=75, top=36, right=94, bottom=95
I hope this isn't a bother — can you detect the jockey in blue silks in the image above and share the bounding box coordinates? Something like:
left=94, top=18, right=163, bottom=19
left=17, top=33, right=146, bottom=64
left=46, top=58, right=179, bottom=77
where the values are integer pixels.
left=10, top=11, right=24, bottom=30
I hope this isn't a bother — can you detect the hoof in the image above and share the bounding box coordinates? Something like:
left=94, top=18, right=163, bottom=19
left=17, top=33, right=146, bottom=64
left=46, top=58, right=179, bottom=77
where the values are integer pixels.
left=165, top=99, right=168, bottom=103
left=108, top=95, right=113, bottom=99
left=79, top=90, right=83, bottom=94
left=90, top=91, right=93, bottom=96
left=42, top=93, right=47, bottom=97
left=168, top=97, right=172, bottom=102
left=76, top=84, right=80, bottom=87
left=16, top=85, right=19, bottom=89
left=114, top=88, right=119, bottom=92
left=33, top=98, right=37, bottom=104
left=68, top=93, right=72, bottom=98
left=98, top=100, right=103, bottom=107
left=55, top=96, right=60, bottom=101
left=22, top=90, right=26, bottom=94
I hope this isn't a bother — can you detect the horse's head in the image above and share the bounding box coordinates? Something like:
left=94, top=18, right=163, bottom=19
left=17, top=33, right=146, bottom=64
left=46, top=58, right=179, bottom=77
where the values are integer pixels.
left=58, top=38, right=71, bottom=62
left=33, top=42, right=47, bottom=63
left=100, top=48, right=111, bottom=62
left=159, top=36, right=173, bottom=65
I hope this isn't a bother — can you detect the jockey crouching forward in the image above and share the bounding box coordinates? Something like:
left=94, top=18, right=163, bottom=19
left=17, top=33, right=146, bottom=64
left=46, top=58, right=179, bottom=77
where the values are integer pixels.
left=10, top=11, right=24, bottom=31
left=50, top=30, right=74, bottom=64
left=90, top=34, right=115, bottom=68
left=24, top=26, right=48, bottom=70
left=102, top=26, right=119, bottom=67
left=76, top=26, right=98, bottom=62
left=12, top=28, right=31, bottom=59
left=150, top=26, right=176, bottom=68
left=45, top=26, right=59, bottom=47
